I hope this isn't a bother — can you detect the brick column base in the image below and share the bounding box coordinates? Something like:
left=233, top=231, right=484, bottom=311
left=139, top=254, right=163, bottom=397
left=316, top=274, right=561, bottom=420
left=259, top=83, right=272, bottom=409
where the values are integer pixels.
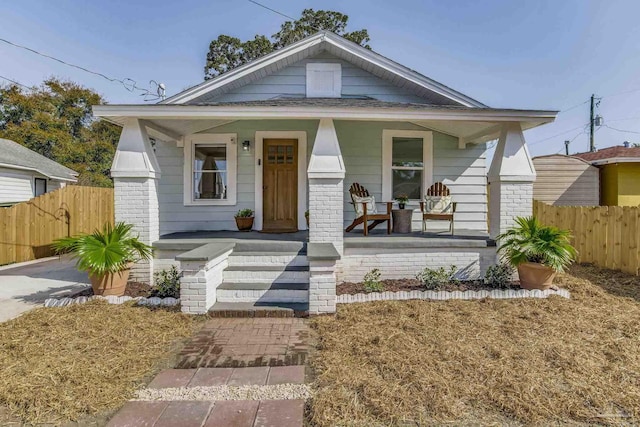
left=489, top=180, right=533, bottom=240
left=309, top=259, right=337, bottom=314
left=308, top=177, right=344, bottom=254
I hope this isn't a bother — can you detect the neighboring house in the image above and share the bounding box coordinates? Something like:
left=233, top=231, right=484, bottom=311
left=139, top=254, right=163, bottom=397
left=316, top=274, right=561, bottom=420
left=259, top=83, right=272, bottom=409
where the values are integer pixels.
left=0, top=138, right=78, bottom=205
left=574, top=144, right=640, bottom=206
left=93, top=31, right=557, bottom=315
left=532, top=154, right=599, bottom=206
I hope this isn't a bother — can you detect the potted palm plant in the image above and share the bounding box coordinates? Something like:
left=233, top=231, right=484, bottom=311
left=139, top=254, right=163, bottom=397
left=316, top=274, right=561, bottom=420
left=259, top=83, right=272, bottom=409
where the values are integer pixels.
left=52, top=222, right=152, bottom=296
left=234, top=208, right=254, bottom=231
left=497, top=216, right=576, bottom=290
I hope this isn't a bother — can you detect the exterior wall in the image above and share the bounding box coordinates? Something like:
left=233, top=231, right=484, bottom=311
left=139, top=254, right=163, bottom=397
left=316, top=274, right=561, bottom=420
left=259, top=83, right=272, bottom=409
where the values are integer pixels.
left=532, top=155, right=599, bottom=206
left=600, top=164, right=618, bottom=206
left=0, top=167, right=65, bottom=204
left=155, top=120, right=488, bottom=235
left=339, top=247, right=496, bottom=282
left=489, top=181, right=533, bottom=239
left=615, top=163, right=640, bottom=206
left=156, top=120, right=319, bottom=235
left=336, top=121, right=488, bottom=231
left=200, top=52, right=428, bottom=104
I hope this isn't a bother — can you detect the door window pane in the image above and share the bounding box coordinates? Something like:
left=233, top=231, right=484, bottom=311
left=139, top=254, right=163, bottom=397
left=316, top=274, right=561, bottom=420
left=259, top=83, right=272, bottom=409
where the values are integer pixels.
left=392, top=169, right=422, bottom=199
left=392, top=137, right=423, bottom=167
left=193, top=145, right=227, bottom=200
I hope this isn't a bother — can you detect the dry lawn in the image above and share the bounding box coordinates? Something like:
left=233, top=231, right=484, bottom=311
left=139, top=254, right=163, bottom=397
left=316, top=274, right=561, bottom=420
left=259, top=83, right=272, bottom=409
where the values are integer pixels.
left=310, top=264, right=640, bottom=426
left=0, top=301, right=201, bottom=424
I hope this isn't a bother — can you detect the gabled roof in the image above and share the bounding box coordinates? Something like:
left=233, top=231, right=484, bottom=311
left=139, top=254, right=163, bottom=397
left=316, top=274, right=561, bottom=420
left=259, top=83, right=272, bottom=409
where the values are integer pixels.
left=574, top=145, right=640, bottom=165
left=0, top=138, right=78, bottom=181
left=162, top=31, right=487, bottom=108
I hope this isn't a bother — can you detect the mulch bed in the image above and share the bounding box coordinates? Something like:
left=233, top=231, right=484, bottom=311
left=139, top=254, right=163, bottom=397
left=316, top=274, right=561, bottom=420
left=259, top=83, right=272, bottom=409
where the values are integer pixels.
left=336, top=278, right=519, bottom=295
left=72, top=281, right=153, bottom=298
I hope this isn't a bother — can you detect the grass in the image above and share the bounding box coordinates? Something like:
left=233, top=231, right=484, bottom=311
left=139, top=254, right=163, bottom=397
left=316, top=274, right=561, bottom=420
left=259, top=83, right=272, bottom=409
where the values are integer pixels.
left=0, top=301, right=201, bottom=424
left=310, top=264, right=640, bottom=426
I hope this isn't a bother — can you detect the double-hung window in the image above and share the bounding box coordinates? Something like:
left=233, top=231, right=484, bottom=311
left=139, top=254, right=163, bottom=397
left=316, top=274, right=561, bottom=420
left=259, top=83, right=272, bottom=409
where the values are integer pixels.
left=382, top=130, right=433, bottom=203
left=184, top=134, right=237, bottom=205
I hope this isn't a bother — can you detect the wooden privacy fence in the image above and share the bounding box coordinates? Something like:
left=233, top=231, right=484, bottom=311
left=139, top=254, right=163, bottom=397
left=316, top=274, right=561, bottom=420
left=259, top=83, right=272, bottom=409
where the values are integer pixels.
left=0, top=186, right=114, bottom=266
left=533, top=200, right=640, bottom=275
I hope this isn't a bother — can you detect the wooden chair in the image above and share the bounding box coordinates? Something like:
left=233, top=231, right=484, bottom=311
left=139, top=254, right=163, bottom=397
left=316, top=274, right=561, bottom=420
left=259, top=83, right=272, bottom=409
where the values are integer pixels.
left=345, top=183, right=392, bottom=236
left=419, top=182, right=457, bottom=234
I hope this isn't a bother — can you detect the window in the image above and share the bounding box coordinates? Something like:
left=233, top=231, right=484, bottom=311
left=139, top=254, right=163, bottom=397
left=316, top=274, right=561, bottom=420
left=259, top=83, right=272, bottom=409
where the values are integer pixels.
left=34, top=178, right=47, bottom=197
left=306, top=63, right=341, bottom=98
left=382, top=130, right=433, bottom=202
left=184, top=134, right=237, bottom=205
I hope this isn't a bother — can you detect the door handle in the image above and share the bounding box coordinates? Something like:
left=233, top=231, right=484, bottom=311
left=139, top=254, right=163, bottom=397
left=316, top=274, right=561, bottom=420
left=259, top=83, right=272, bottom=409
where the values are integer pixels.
left=263, top=186, right=268, bottom=189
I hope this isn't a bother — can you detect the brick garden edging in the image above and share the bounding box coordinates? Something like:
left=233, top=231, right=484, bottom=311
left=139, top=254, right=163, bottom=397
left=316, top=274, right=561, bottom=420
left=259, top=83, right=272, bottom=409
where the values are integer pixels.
left=43, top=295, right=180, bottom=308
left=336, top=288, right=570, bottom=304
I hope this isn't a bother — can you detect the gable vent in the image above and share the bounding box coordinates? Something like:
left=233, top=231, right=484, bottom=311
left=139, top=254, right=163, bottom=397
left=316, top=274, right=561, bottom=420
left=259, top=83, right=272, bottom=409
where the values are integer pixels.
left=306, top=63, right=341, bottom=98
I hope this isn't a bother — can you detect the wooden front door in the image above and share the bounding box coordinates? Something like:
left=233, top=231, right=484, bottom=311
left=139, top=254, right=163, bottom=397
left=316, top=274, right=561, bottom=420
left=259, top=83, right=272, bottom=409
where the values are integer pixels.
left=263, top=139, right=298, bottom=232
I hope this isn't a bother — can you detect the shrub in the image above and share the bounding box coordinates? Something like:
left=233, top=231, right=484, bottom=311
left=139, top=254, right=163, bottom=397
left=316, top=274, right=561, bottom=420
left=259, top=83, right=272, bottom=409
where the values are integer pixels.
left=153, top=265, right=181, bottom=298
left=484, top=264, right=514, bottom=289
left=235, top=208, right=254, bottom=218
left=363, top=268, right=384, bottom=292
left=416, top=265, right=458, bottom=290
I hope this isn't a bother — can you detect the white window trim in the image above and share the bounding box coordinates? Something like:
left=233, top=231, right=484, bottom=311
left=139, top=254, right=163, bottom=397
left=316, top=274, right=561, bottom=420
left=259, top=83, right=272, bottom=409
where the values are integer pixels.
left=382, top=130, right=433, bottom=204
left=306, top=63, right=342, bottom=98
left=183, top=133, right=237, bottom=206
left=254, top=131, right=308, bottom=231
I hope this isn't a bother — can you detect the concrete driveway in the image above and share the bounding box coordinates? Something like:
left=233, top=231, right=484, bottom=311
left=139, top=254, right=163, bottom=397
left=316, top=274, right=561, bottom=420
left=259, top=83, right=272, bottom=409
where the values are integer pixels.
left=0, top=255, right=90, bottom=322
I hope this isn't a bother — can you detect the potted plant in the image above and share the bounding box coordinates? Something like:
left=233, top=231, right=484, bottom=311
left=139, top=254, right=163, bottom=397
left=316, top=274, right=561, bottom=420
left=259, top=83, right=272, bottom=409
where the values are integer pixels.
left=497, top=216, right=577, bottom=290
left=395, top=194, right=409, bottom=209
left=305, top=210, right=309, bottom=228
left=52, top=222, right=152, bottom=296
left=234, top=208, right=254, bottom=231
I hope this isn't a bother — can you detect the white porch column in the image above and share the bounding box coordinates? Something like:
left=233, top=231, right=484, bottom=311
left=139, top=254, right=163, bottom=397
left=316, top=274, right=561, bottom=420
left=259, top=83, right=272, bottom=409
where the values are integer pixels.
left=307, top=118, right=346, bottom=254
left=111, top=118, right=161, bottom=284
left=488, top=122, right=536, bottom=240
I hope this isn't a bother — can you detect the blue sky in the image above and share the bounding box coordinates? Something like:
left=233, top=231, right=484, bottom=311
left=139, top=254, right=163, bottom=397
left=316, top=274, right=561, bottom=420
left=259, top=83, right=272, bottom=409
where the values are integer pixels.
left=2, top=0, right=640, bottom=156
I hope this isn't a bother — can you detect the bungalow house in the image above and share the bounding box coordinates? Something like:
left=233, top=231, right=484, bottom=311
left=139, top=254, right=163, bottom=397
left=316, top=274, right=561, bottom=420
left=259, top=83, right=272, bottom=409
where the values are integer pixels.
left=93, top=31, right=557, bottom=315
left=574, top=144, right=640, bottom=206
left=0, top=138, right=78, bottom=205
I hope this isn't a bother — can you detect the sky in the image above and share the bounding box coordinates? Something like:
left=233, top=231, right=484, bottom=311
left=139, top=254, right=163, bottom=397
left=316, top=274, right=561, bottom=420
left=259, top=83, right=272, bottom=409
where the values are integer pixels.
left=1, top=0, right=640, bottom=157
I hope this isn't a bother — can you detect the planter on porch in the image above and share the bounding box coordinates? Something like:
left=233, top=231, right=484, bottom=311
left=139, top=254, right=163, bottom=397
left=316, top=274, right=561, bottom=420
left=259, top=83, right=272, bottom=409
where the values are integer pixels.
left=234, top=209, right=255, bottom=232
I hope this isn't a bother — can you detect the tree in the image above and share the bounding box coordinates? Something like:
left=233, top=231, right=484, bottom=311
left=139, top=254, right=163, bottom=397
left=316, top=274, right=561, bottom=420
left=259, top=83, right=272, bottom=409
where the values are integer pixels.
left=204, top=9, right=370, bottom=79
left=0, top=78, right=120, bottom=187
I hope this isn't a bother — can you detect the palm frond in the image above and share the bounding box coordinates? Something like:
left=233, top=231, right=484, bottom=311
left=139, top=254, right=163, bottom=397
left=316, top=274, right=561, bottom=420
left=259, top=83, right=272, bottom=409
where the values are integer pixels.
left=497, top=216, right=576, bottom=272
left=52, top=222, right=153, bottom=276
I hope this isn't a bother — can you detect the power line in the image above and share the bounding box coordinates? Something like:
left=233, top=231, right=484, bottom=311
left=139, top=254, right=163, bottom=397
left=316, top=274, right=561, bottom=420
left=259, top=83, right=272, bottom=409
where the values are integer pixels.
left=247, top=0, right=297, bottom=21
left=0, top=37, right=161, bottom=100
left=0, top=74, right=32, bottom=91
left=603, top=124, right=640, bottom=135
left=529, top=123, right=589, bottom=146
left=558, top=100, right=589, bottom=114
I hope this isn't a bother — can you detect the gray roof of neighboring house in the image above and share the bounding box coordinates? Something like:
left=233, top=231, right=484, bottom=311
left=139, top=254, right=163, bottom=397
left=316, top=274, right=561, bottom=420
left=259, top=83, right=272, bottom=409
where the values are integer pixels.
left=0, top=138, right=78, bottom=181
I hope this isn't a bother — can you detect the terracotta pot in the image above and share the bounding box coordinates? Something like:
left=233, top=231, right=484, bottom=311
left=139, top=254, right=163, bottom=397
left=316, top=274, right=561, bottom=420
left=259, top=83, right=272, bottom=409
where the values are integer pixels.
left=235, top=216, right=254, bottom=231
left=89, top=264, right=132, bottom=296
left=517, top=262, right=557, bottom=290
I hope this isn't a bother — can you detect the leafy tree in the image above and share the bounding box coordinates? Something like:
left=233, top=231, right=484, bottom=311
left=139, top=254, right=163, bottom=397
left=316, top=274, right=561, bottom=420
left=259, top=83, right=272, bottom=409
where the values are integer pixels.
left=0, top=78, right=119, bottom=187
left=204, top=9, right=370, bottom=79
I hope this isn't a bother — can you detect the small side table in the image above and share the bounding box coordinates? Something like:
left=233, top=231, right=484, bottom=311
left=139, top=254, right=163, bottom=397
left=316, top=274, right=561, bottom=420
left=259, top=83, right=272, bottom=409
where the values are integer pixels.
left=392, top=209, right=413, bottom=234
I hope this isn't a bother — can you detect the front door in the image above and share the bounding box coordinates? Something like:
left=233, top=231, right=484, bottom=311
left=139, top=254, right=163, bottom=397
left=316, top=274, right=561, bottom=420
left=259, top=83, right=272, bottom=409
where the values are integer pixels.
left=263, top=139, right=298, bottom=232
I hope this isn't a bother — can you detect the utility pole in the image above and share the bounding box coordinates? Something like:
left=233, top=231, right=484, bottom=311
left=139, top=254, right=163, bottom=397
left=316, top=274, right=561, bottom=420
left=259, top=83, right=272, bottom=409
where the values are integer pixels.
left=565, top=140, right=570, bottom=155
left=590, top=94, right=595, bottom=152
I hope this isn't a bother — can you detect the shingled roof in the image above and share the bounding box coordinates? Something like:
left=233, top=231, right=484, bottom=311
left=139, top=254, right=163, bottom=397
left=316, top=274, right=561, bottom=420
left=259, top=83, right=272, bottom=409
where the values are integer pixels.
left=574, top=145, right=640, bottom=163
left=0, top=138, right=78, bottom=181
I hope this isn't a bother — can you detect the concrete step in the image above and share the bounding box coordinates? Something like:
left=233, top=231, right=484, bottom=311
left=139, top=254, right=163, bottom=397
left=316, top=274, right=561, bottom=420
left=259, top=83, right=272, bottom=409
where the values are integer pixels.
left=218, top=282, right=309, bottom=291
left=222, top=265, right=309, bottom=284
left=216, top=285, right=308, bottom=303
left=227, top=253, right=309, bottom=268
left=209, top=301, right=309, bottom=318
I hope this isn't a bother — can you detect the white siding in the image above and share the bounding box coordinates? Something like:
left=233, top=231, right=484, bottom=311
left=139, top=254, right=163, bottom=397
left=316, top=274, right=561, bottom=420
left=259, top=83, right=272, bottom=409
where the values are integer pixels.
left=0, top=167, right=35, bottom=203
left=156, top=120, right=488, bottom=235
left=533, top=155, right=599, bottom=206
left=194, top=52, right=430, bottom=104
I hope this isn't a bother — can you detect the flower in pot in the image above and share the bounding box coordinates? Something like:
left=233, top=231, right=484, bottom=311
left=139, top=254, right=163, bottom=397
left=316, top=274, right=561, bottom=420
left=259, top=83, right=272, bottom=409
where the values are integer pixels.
left=52, top=222, right=152, bottom=296
left=234, top=208, right=254, bottom=231
left=395, top=194, right=409, bottom=209
left=497, top=216, right=577, bottom=290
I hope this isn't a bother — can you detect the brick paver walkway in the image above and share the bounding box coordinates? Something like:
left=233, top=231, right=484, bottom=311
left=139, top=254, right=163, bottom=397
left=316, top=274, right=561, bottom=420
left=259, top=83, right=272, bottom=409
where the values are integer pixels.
left=176, top=318, right=309, bottom=368
left=107, top=317, right=311, bottom=427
